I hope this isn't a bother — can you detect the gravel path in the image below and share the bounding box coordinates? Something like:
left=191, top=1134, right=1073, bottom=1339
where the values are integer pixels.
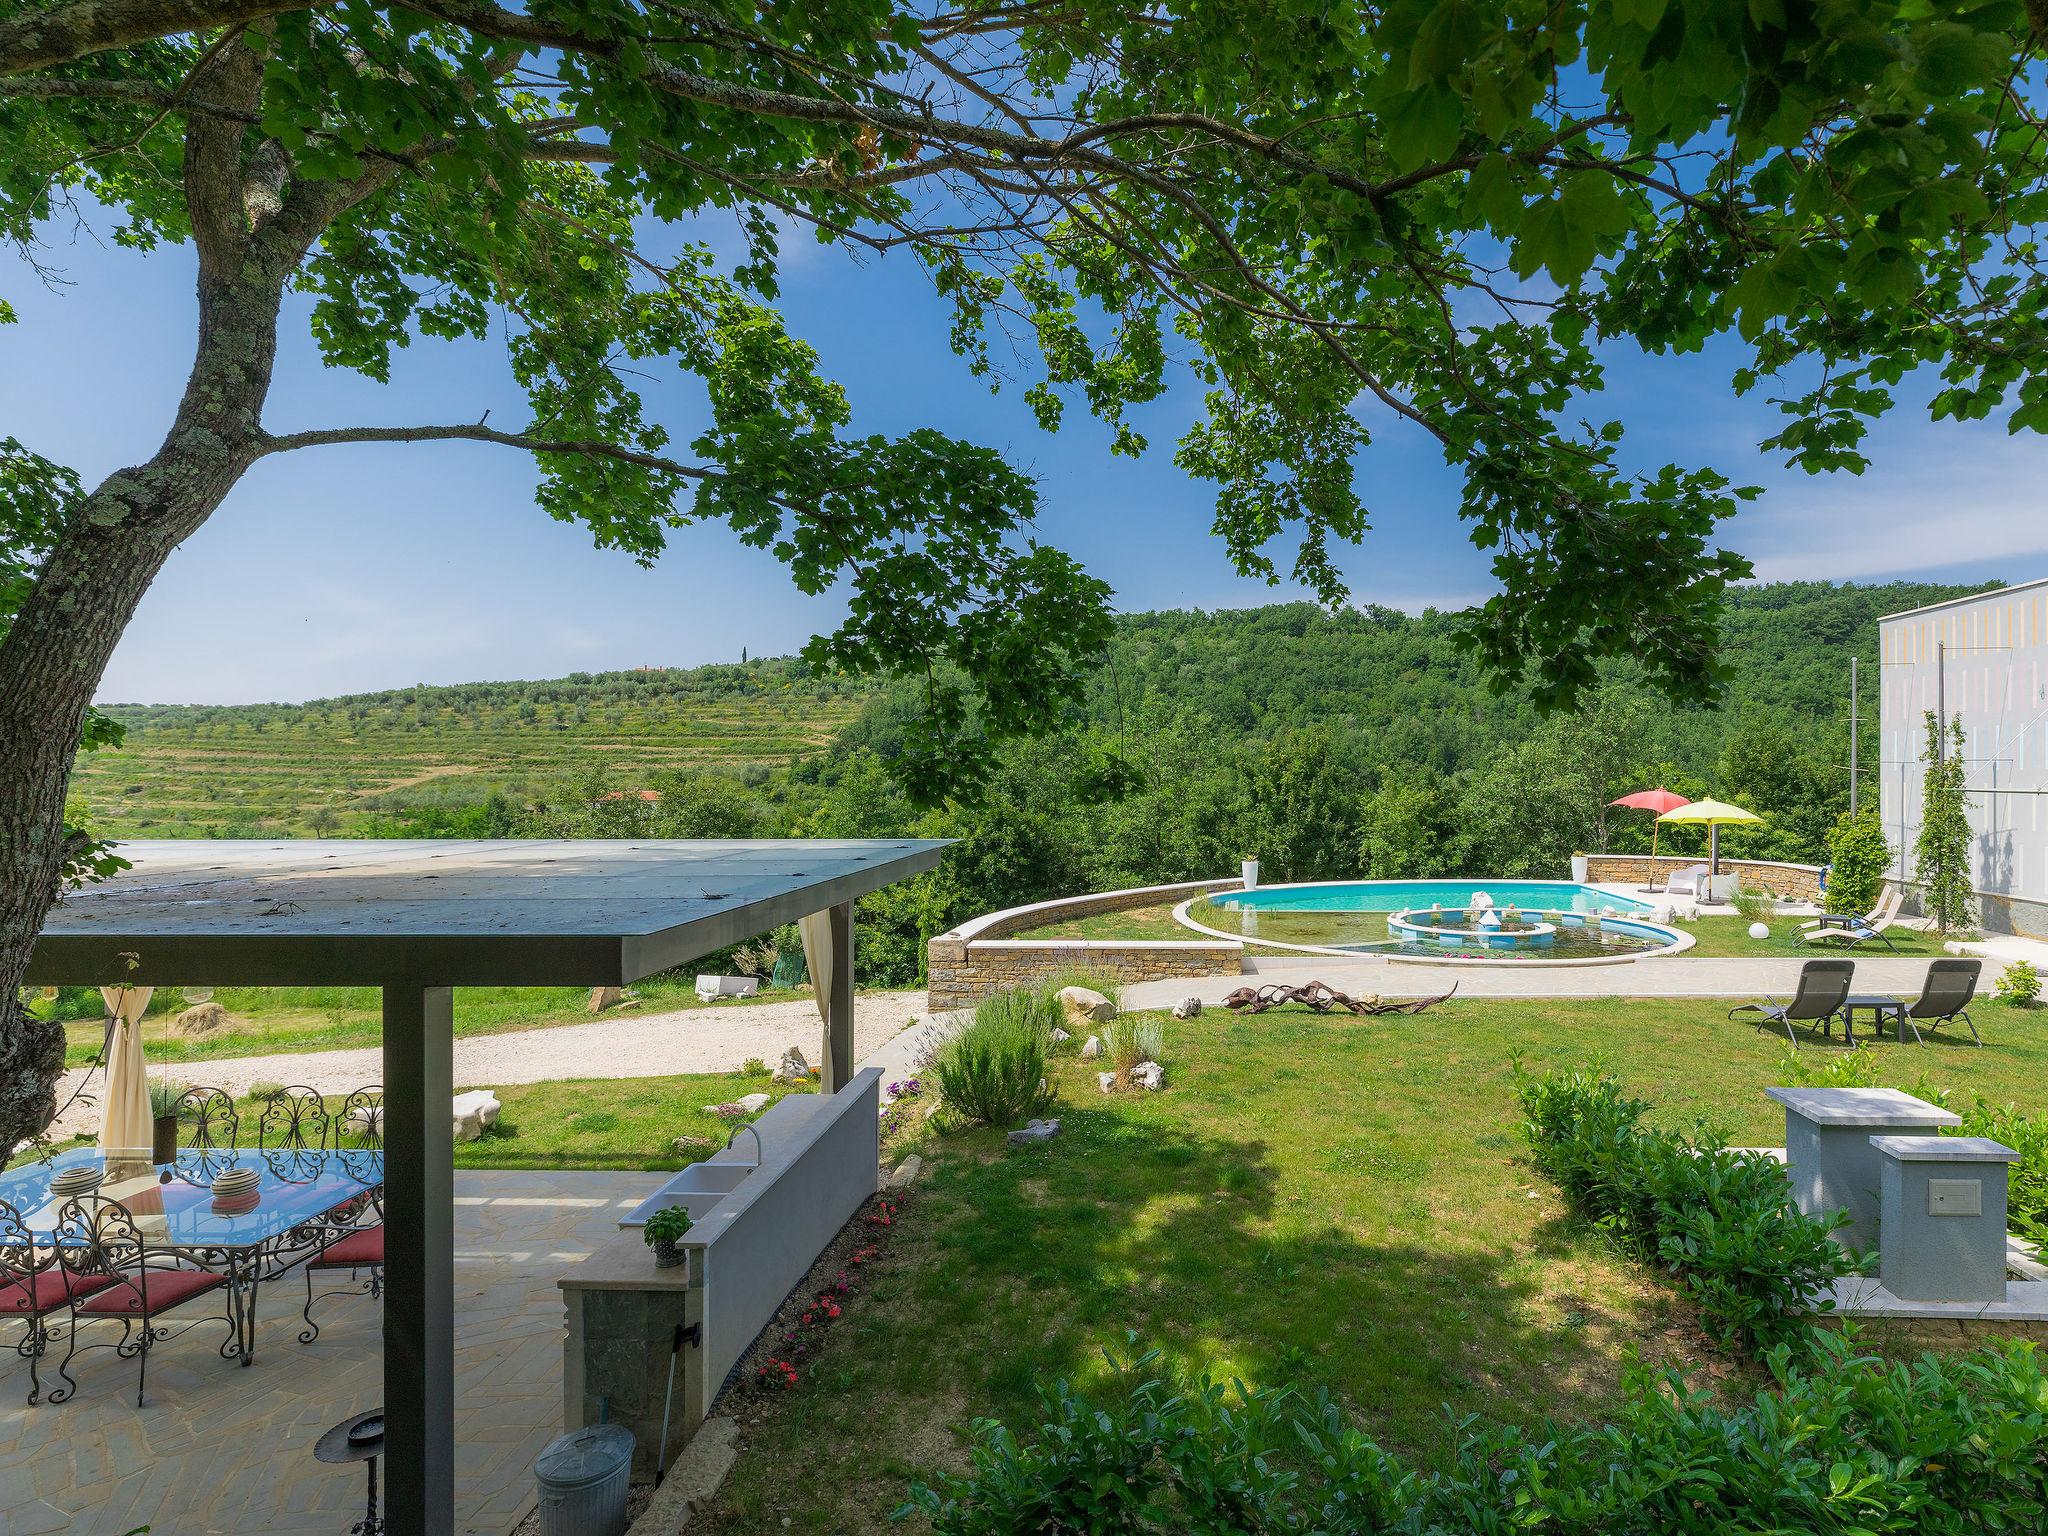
left=49, top=991, right=928, bottom=1136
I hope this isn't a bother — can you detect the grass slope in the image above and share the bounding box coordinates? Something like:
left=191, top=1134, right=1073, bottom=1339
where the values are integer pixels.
left=694, top=995, right=2047, bottom=1534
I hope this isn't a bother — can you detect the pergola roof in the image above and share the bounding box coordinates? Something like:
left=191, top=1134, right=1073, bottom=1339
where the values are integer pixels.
left=28, top=838, right=951, bottom=987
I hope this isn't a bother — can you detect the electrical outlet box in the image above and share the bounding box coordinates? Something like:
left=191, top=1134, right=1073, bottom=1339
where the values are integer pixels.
left=1928, top=1179, right=1982, bottom=1217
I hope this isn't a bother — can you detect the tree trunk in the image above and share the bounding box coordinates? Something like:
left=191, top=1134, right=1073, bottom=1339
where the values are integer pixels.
left=0, top=259, right=287, bottom=1154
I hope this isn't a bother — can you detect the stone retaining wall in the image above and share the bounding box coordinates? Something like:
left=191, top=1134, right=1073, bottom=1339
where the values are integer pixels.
left=1581, top=853, right=1825, bottom=901
left=1818, top=1314, right=2048, bottom=1349
left=927, top=877, right=1244, bottom=1010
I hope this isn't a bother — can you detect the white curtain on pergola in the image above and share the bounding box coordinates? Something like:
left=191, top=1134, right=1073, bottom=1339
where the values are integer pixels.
left=98, top=982, right=155, bottom=1155
left=798, top=912, right=833, bottom=1032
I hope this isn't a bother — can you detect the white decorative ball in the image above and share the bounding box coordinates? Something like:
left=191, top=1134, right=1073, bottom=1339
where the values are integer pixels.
left=1748, top=922, right=1770, bottom=941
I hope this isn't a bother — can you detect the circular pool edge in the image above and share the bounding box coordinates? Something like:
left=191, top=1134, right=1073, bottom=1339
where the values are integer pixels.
left=1171, top=883, right=1694, bottom=964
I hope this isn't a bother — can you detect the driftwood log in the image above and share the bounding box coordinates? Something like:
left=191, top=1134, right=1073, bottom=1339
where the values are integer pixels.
left=1220, top=980, right=1458, bottom=1016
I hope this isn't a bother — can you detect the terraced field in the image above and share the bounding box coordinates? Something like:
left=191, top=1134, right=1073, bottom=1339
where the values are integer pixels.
left=73, top=662, right=869, bottom=837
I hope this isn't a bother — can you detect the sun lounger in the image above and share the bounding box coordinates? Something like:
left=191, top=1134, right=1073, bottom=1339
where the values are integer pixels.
left=1729, top=958, right=1855, bottom=1046
left=1801, top=888, right=1903, bottom=953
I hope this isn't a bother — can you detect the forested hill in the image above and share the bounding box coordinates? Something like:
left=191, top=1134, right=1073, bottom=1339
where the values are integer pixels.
left=69, top=578, right=1992, bottom=983
left=1062, top=579, right=1982, bottom=774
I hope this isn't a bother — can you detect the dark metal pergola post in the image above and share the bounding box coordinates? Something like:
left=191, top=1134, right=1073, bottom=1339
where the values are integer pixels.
left=382, top=983, right=455, bottom=1536
left=824, top=901, right=855, bottom=1093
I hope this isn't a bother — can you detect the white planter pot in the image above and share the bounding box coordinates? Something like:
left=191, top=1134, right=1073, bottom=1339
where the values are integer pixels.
left=1570, top=854, right=1589, bottom=884
left=1241, top=859, right=1259, bottom=890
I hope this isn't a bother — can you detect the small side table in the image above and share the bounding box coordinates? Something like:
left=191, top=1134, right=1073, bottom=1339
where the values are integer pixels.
left=315, top=1409, right=385, bottom=1536
left=1843, top=994, right=1908, bottom=1045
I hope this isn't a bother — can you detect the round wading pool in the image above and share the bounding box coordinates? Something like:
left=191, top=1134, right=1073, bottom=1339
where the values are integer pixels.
left=1176, top=880, right=1687, bottom=962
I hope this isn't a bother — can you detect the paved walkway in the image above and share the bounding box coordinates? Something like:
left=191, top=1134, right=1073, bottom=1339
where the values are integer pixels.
left=1124, top=954, right=1957, bottom=1009
left=52, top=993, right=927, bottom=1137
left=0, top=1171, right=648, bottom=1536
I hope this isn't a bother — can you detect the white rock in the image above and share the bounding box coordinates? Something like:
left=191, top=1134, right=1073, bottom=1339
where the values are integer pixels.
left=1097, top=1070, right=1118, bottom=1095
left=452, top=1106, right=484, bottom=1144
left=452, top=1089, right=501, bottom=1128
left=1130, top=1061, right=1165, bottom=1092
left=1006, top=1119, right=1060, bottom=1148
left=1172, top=997, right=1202, bottom=1020
left=1080, top=1035, right=1103, bottom=1060
left=345, top=1105, right=382, bottom=1138
left=1056, top=986, right=1117, bottom=1025
left=734, top=1092, right=772, bottom=1114
left=1050, top=1027, right=1071, bottom=1044
left=888, top=1154, right=924, bottom=1188
left=771, top=1046, right=810, bottom=1083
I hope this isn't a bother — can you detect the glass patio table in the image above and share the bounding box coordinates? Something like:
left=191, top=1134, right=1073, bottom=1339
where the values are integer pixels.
left=0, top=1144, right=383, bottom=1362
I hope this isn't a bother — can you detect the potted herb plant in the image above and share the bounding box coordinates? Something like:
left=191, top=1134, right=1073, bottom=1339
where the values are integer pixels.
left=644, top=1205, right=693, bottom=1270
left=149, top=1078, right=187, bottom=1165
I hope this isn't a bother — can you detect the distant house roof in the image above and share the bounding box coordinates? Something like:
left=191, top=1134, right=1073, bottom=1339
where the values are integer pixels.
left=29, top=838, right=950, bottom=988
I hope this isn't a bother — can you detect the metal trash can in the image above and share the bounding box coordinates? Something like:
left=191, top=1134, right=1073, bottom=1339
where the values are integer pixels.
left=535, top=1424, right=635, bottom=1536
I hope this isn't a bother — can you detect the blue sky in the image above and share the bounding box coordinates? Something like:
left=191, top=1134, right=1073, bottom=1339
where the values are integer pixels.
left=4, top=210, right=2044, bottom=706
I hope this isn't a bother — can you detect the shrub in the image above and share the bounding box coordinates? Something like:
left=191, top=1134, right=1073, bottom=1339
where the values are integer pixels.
left=934, top=989, right=1057, bottom=1127
left=1952, top=1096, right=2048, bottom=1245
left=1730, top=880, right=1777, bottom=924
left=1514, top=1065, right=1857, bottom=1354
left=1823, top=808, right=1891, bottom=918
left=1103, top=1016, right=1164, bottom=1078
left=1994, top=959, right=2041, bottom=1007
left=902, top=1334, right=2048, bottom=1535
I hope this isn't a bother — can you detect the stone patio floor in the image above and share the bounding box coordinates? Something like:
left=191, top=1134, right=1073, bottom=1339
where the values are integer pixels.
left=0, top=1170, right=651, bottom=1536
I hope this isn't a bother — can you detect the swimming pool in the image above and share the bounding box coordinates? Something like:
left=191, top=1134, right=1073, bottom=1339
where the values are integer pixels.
left=1179, top=880, right=1679, bottom=961
left=1209, top=880, right=1651, bottom=914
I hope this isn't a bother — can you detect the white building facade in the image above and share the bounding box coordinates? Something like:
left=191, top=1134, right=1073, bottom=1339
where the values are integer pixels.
left=1879, top=579, right=2048, bottom=938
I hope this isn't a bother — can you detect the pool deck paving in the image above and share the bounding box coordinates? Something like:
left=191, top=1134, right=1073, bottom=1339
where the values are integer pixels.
left=0, top=1170, right=651, bottom=1536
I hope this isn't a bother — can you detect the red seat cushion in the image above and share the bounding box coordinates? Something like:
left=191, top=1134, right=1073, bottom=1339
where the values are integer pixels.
left=0, top=1270, right=115, bottom=1313
left=313, top=1227, right=383, bottom=1269
left=76, top=1269, right=226, bottom=1316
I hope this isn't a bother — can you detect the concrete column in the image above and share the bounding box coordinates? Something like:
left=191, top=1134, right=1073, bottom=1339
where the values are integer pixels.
left=824, top=900, right=855, bottom=1092
left=383, top=983, right=455, bottom=1536
left=1873, top=1135, right=2019, bottom=1302
left=1766, top=1087, right=1961, bottom=1251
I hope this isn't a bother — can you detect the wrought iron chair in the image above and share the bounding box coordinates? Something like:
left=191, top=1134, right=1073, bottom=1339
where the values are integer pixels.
left=1, top=1196, right=114, bottom=1406
left=50, top=1194, right=232, bottom=1407
left=301, top=1085, right=385, bottom=1344
left=257, top=1084, right=332, bottom=1151
left=256, top=1084, right=334, bottom=1186
left=170, top=1085, right=242, bottom=1179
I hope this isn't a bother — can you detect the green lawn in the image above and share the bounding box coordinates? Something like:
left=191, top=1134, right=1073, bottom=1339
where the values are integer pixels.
left=56, top=977, right=813, bottom=1069
left=451, top=1072, right=816, bottom=1171
left=18, top=1069, right=807, bottom=1174
left=693, top=994, right=2048, bottom=1535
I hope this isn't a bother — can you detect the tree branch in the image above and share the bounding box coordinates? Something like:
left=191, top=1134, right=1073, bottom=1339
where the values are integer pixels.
left=0, top=0, right=328, bottom=77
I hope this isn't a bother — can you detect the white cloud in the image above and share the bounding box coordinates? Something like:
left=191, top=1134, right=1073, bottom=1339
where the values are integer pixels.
left=1730, top=417, right=2048, bottom=583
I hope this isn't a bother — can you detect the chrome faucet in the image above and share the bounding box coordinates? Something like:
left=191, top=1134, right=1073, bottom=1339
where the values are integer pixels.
left=725, top=1122, right=763, bottom=1169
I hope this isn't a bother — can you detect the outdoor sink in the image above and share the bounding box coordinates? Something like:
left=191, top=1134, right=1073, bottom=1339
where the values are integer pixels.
left=620, top=1160, right=754, bottom=1229
left=669, top=1161, right=751, bottom=1195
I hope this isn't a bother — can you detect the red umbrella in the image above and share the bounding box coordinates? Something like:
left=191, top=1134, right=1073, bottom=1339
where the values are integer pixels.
left=1609, top=789, right=1691, bottom=864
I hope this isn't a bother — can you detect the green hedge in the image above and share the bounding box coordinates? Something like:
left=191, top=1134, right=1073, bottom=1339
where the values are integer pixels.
left=903, top=1334, right=2048, bottom=1534
left=1512, top=1064, right=1858, bottom=1354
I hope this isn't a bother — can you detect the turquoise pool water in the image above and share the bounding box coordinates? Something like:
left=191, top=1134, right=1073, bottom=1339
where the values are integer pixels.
left=1210, top=880, right=1650, bottom=914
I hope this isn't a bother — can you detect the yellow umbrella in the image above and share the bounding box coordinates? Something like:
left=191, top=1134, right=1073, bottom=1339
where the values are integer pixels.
left=98, top=983, right=155, bottom=1160
left=1656, top=798, right=1763, bottom=877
